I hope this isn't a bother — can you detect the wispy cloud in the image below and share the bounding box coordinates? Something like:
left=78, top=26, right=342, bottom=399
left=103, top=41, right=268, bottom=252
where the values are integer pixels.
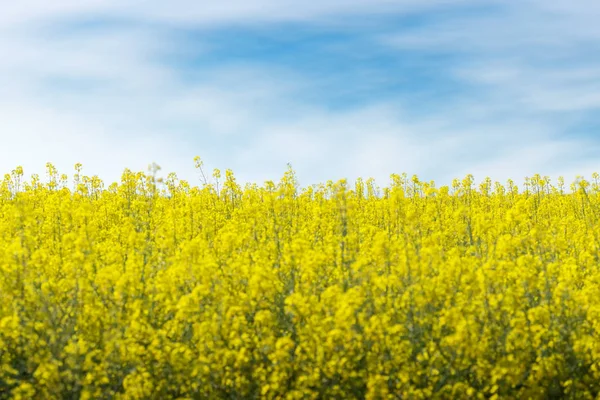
left=1, top=0, right=599, bottom=190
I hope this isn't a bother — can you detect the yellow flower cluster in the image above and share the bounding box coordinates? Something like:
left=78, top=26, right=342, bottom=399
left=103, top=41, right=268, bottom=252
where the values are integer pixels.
left=1, top=161, right=600, bottom=399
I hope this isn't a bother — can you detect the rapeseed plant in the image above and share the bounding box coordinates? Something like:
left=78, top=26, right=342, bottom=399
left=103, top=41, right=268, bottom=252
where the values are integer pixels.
left=0, top=160, right=599, bottom=399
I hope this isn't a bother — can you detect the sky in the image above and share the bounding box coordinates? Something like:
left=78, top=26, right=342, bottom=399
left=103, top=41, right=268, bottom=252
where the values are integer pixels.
left=1, top=0, right=600, bottom=189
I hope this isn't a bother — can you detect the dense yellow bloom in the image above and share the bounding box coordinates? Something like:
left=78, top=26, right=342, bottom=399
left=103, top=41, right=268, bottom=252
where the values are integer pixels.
left=0, top=162, right=600, bottom=399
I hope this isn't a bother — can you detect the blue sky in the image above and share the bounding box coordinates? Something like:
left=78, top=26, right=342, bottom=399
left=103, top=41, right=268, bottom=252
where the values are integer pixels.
left=1, top=0, right=600, bottom=189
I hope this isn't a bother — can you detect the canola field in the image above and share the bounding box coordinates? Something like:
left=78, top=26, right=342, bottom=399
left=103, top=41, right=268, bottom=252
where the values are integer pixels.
left=1, top=160, right=600, bottom=399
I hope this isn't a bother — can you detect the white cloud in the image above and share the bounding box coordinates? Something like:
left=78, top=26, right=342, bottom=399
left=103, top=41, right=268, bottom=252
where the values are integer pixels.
left=1, top=0, right=473, bottom=29
left=382, top=0, right=600, bottom=114
left=0, top=0, right=599, bottom=191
